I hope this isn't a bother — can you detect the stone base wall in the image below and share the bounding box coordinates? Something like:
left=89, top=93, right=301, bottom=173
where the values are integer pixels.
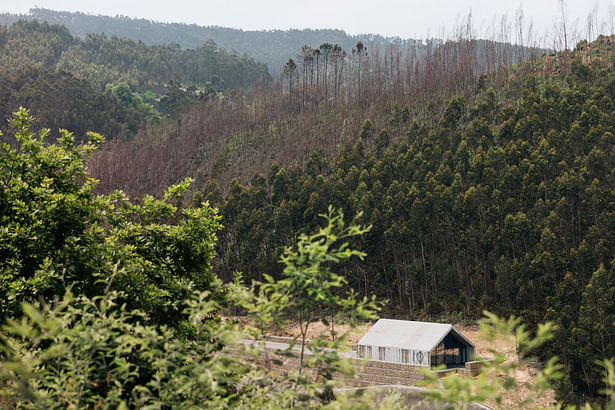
left=251, top=346, right=425, bottom=387
left=464, top=360, right=485, bottom=376
left=351, top=358, right=425, bottom=386
left=237, top=339, right=488, bottom=386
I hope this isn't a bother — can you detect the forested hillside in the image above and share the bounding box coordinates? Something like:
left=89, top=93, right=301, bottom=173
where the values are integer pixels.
left=4, top=6, right=615, bottom=404
left=89, top=34, right=615, bottom=402
left=0, top=19, right=269, bottom=139
left=0, top=20, right=269, bottom=92
left=90, top=32, right=545, bottom=194
left=226, top=38, right=615, bottom=402
left=55, top=34, right=269, bottom=93
left=2, top=108, right=587, bottom=410
left=2, top=7, right=542, bottom=76
left=0, top=67, right=145, bottom=140
left=0, top=8, right=412, bottom=70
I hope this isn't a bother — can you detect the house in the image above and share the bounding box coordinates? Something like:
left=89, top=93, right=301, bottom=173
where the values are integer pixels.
left=356, top=319, right=475, bottom=368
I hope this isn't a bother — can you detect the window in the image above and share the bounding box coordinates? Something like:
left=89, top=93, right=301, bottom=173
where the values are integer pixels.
left=431, top=343, right=463, bottom=367
left=402, top=349, right=409, bottom=364
left=379, top=346, right=386, bottom=361
left=430, top=343, right=444, bottom=366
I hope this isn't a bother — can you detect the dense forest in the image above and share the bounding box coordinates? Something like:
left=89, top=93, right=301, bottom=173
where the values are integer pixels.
left=88, top=32, right=615, bottom=402
left=0, top=67, right=145, bottom=140
left=1, top=110, right=577, bottom=408
left=0, top=19, right=269, bottom=139
left=0, top=19, right=269, bottom=92
left=3, top=6, right=615, bottom=406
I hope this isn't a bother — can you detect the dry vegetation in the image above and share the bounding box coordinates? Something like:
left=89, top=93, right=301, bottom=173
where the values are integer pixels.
left=273, top=320, right=557, bottom=409
left=277, top=320, right=372, bottom=345
left=455, top=324, right=557, bottom=409
left=89, top=31, right=546, bottom=197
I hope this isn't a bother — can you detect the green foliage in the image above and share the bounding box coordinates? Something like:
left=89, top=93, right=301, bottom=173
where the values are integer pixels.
left=0, top=20, right=73, bottom=69
left=419, top=312, right=615, bottom=410
left=0, top=289, right=246, bottom=408
left=441, top=96, right=466, bottom=128
left=0, top=19, right=270, bottom=94
left=359, top=119, right=374, bottom=140
left=283, top=58, right=298, bottom=77
left=560, top=264, right=615, bottom=398
left=55, top=33, right=269, bottom=94
left=0, top=67, right=144, bottom=140
left=202, top=37, right=615, bottom=401
left=0, top=108, right=223, bottom=326
left=231, top=207, right=381, bottom=406
left=6, top=108, right=615, bottom=408
left=596, top=359, right=615, bottom=410
left=273, top=206, right=375, bottom=321
left=0, top=145, right=385, bottom=408
left=0, top=281, right=385, bottom=409
left=0, top=18, right=270, bottom=140
left=158, top=79, right=201, bottom=117
left=0, top=108, right=101, bottom=319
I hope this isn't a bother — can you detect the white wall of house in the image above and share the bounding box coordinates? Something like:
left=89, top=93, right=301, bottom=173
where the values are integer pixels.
left=357, top=344, right=430, bottom=367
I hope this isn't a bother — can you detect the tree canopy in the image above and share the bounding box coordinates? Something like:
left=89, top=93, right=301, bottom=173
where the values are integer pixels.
left=0, top=108, right=223, bottom=327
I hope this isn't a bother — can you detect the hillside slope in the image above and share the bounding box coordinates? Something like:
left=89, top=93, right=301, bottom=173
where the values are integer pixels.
left=0, top=19, right=270, bottom=93
left=92, top=35, right=615, bottom=403
left=1, top=8, right=544, bottom=74
left=0, top=8, right=416, bottom=71
left=0, top=19, right=269, bottom=139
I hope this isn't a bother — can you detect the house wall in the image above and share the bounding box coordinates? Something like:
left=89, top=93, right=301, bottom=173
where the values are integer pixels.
left=357, top=344, right=430, bottom=367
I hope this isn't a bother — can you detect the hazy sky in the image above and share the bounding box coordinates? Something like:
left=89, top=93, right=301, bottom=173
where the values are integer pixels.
left=2, top=0, right=613, bottom=40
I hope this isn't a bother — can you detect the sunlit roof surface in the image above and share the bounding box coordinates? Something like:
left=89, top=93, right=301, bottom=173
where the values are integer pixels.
left=357, top=319, right=474, bottom=352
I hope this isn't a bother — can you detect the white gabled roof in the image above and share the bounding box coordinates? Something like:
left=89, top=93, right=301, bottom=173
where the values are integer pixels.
left=357, top=319, right=475, bottom=352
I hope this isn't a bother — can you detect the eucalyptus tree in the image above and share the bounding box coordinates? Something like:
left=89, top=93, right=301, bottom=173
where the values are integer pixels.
left=353, top=41, right=367, bottom=100
left=319, top=43, right=334, bottom=98
left=282, top=58, right=298, bottom=112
